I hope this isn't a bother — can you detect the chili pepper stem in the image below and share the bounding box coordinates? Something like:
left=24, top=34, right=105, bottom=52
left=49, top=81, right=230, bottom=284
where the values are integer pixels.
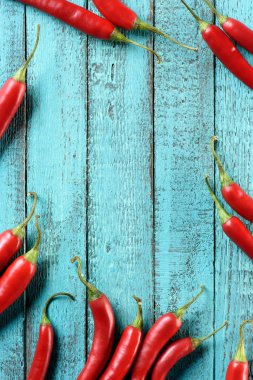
left=12, top=192, right=38, bottom=239
left=13, top=25, right=40, bottom=83
left=71, top=256, right=102, bottom=301
left=134, top=19, right=198, bottom=52
left=233, top=320, right=253, bottom=362
left=41, top=292, right=75, bottom=325
left=203, top=0, right=228, bottom=25
left=24, top=216, right=42, bottom=264
left=205, top=176, right=232, bottom=224
left=111, top=29, right=161, bottom=63
left=191, top=321, right=228, bottom=349
left=180, top=0, right=210, bottom=32
left=210, top=137, right=233, bottom=188
left=175, top=285, right=205, bottom=320
left=132, top=295, right=143, bottom=330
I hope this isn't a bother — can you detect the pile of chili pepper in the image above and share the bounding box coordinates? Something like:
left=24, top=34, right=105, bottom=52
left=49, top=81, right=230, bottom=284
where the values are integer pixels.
left=206, top=137, right=253, bottom=261
left=68, top=257, right=229, bottom=380
left=16, top=0, right=198, bottom=65
left=0, top=193, right=43, bottom=314
left=180, top=0, right=253, bottom=89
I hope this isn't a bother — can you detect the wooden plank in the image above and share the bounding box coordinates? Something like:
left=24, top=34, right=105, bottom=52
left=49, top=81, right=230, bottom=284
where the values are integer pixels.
left=154, top=1, right=215, bottom=378
left=25, top=3, right=87, bottom=378
left=214, top=0, right=253, bottom=378
left=0, top=2, right=26, bottom=379
left=86, top=0, right=154, bottom=355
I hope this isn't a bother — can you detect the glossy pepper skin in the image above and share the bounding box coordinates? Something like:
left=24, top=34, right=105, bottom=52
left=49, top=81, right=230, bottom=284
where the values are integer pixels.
left=93, top=0, right=197, bottom=51
left=0, top=26, right=40, bottom=139
left=211, top=136, right=253, bottom=223
left=131, top=286, right=205, bottom=380
left=100, top=296, right=143, bottom=380
left=71, top=257, right=115, bottom=380
left=152, top=322, right=228, bottom=380
left=0, top=216, right=41, bottom=314
left=18, top=0, right=160, bottom=62
left=0, top=192, right=37, bottom=272
left=27, top=292, right=74, bottom=380
left=206, top=177, right=253, bottom=260
left=226, top=320, right=253, bottom=380
left=203, top=0, right=253, bottom=54
left=180, top=1, right=253, bottom=90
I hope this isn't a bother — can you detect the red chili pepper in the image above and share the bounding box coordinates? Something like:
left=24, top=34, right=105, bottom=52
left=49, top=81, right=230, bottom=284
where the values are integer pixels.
left=100, top=295, right=143, bottom=380
left=0, top=26, right=40, bottom=140
left=205, top=176, right=253, bottom=260
left=71, top=256, right=115, bottom=380
left=18, top=0, right=160, bottom=62
left=151, top=321, right=228, bottom=380
left=210, top=136, right=253, bottom=222
left=0, top=192, right=37, bottom=272
left=203, top=0, right=253, bottom=54
left=131, top=285, right=205, bottom=380
left=27, top=292, right=74, bottom=380
left=0, top=216, right=41, bottom=314
left=226, top=320, right=253, bottom=380
left=92, top=0, right=197, bottom=51
left=180, top=0, right=253, bottom=89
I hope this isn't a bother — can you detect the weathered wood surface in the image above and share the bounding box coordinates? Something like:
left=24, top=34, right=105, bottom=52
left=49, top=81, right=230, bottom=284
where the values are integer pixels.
left=0, top=0, right=252, bottom=379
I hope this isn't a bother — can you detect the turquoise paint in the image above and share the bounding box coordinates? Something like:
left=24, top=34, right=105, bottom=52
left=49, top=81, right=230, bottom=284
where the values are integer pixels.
left=0, top=0, right=252, bottom=379
left=0, top=2, right=26, bottom=378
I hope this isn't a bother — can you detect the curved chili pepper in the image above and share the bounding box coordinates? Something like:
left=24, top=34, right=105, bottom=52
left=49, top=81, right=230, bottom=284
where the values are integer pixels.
left=151, top=321, right=228, bottom=380
left=180, top=0, right=253, bottom=89
left=18, top=0, right=160, bottom=62
left=226, top=320, right=253, bottom=380
left=203, top=0, right=253, bottom=54
left=71, top=256, right=115, bottom=380
left=131, top=285, right=205, bottom=380
left=0, top=26, right=40, bottom=139
left=210, top=137, right=253, bottom=222
left=205, top=176, right=253, bottom=260
left=100, top=295, right=143, bottom=380
left=0, top=192, right=37, bottom=272
left=27, top=292, right=75, bottom=380
left=92, top=0, right=197, bottom=51
left=0, top=216, right=41, bottom=314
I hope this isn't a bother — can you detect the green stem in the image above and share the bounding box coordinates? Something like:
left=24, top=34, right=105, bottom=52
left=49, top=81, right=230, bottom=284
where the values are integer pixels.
left=192, top=321, right=228, bottom=349
left=234, top=320, right=253, bottom=362
left=131, top=295, right=143, bottom=331
left=175, top=285, right=205, bottom=320
left=111, top=29, right=161, bottom=64
left=205, top=176, right=232, bottom=225
left=24, top=216, right=42, bottom=264
left=180, top=0, right=210, bottom=32
left=41, top=292, right=75, bottom=325
left=210, top=137, right=233, bottom=188
left=203, top=0, right=228, bottom=25
left=134, top=19, right=198, bottom=52
left=12, top=192, right=38, bottom=239
left=13, top=25, right=40, bottom=83
left=71, top=256, right=102, bottom=302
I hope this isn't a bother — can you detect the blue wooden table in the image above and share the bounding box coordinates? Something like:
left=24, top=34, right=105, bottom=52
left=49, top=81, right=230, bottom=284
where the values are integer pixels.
left=1, top=0, right=253, bottom=379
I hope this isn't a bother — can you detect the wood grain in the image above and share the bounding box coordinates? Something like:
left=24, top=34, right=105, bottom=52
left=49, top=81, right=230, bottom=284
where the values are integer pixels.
left=25, top=2, right=88, bottom=379
left=0, top=0, right=252, bottom=379
left=154, top=1, right=216, bottom=379
left=0, top=2, right=26, bottom=379
left=214, top=0, right=253, bottom=378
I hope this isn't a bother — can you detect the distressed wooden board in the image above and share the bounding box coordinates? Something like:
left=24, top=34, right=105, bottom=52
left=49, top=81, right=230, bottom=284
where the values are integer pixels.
left=86, top=0, right=154, bottom=354
left=214, top=0, right=253, bottom=378
left=0, top=2, right=26, bottom=379
left=25, top=3, right=88, bottom=379
left=1, top=0, right=253, bottom=379
left=154, top=0, right=216, bottom=379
